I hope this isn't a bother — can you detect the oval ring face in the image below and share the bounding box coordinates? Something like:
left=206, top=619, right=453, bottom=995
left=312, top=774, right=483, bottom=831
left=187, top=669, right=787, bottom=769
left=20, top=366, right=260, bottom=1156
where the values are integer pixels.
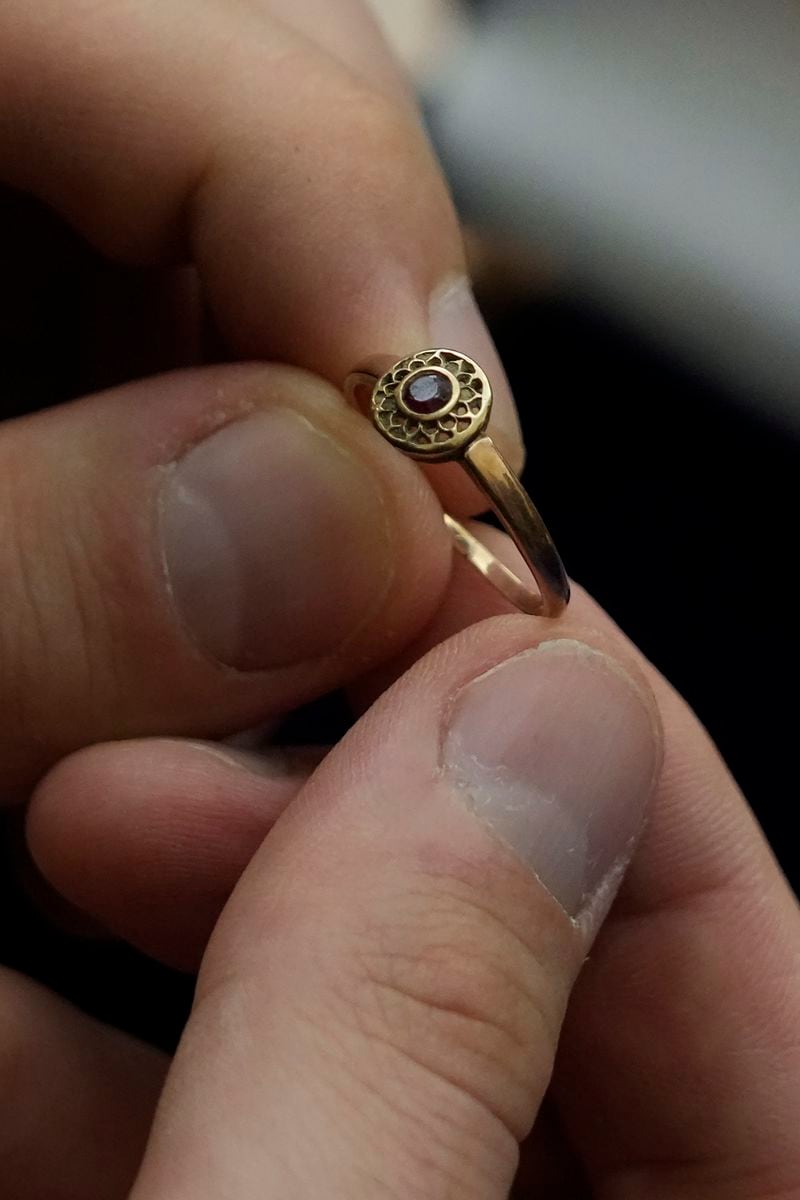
left=370, top=349, right=492, bottom=462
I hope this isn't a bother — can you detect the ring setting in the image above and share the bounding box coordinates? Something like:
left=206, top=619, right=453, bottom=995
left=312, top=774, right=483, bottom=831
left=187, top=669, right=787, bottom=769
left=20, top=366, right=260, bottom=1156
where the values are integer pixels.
left=372, top=349, right=491, bottom=460
left=346, top=348, right=570, bottom=619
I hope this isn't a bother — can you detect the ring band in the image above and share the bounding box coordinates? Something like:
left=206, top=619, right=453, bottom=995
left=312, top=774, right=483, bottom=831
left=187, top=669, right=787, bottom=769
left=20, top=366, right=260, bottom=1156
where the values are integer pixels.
left=345, top=348, right=570, bottom=618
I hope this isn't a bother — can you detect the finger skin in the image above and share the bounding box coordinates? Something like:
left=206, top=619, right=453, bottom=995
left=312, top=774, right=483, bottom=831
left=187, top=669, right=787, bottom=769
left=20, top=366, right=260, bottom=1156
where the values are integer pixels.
left=0, top=967, right=165, bottom=1200
left=127, top=614, right=658, bottom=1199
left=0, top=0, right=450, bottom=354
left=28, top=740, right=320, bottom=970
left=555, top=643, right=800, bottom=1199
left=369, top=524, right=800, bottom=1197
left=28, top=525, right=800, bottom=1193
left=0, top=0, right=522, bottom=509
left=29, top=732, right=586, bottom=1191
left=254, top=0, right=415, bottom=101
left=0, top=363, right=449, bottom=793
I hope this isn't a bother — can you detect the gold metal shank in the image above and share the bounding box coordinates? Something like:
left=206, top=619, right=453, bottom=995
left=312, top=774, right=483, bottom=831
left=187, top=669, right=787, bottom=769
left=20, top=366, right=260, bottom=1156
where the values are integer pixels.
left=345, top=348, right=570, bottom=619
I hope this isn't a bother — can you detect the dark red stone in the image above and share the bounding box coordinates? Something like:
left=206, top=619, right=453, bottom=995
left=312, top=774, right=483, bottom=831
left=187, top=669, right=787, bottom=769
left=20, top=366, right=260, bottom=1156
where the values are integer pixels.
left=403, top=370, right=453, bottom=415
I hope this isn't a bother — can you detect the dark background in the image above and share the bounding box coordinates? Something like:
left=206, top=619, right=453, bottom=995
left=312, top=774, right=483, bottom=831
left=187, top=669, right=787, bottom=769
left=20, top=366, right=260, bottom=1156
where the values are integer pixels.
left=0, top=221, right=797, bottom=1051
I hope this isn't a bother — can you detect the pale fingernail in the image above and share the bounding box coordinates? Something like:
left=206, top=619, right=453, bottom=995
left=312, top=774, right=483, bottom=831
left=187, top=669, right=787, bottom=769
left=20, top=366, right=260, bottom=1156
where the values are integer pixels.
left=429, top=274, right=524, bottom=469
left=444, top=640, right=661, bottom=932
left=161, top=409, right=392, bottom=671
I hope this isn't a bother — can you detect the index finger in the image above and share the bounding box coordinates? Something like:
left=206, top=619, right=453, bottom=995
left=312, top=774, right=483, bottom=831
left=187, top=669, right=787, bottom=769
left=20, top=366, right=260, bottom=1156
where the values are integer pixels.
left=0, top=0, right=522, bottom=512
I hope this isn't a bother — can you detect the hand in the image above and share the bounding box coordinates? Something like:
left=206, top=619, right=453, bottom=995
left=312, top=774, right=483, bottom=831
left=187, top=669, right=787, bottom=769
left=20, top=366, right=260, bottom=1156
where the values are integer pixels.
left=2, top=1, right=798, bottom=1196
left=10, top=542, right=800, bottom=1198
left=0, top=0, right=523, bottom=798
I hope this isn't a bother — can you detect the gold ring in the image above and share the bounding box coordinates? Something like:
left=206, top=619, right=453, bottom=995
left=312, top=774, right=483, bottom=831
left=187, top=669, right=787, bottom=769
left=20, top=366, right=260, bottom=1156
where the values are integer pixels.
left=345, top=348, right=570, bottom=618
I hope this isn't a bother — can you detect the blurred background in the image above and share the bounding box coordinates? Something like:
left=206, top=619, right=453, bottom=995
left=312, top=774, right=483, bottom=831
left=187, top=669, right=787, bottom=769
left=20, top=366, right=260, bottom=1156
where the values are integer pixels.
left=2, top=0, right=797, bottom=1050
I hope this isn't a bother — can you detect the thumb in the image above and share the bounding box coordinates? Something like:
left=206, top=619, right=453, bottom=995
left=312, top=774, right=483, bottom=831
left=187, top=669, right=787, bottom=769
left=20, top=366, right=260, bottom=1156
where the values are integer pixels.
left=131, top=618, right=662, bottom=1199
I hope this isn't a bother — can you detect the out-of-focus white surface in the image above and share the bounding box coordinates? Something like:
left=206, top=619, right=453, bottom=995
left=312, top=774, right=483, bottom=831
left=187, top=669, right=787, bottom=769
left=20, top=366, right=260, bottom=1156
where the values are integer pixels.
left=382, top=0, right=800, bottom=429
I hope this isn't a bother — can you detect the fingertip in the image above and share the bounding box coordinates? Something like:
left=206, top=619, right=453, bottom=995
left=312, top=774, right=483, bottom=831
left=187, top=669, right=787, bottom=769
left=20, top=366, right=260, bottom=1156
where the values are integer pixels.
left=27, top=738, right=317, bottom=969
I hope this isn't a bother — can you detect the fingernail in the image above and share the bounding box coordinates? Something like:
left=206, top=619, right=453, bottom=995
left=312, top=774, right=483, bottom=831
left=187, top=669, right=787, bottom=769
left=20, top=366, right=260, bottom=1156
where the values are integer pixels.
left=161, top=409, right=392, bottom=670
left=444, top=640, right=660, bottom=931
left=429, top=275, right=523, bottom=468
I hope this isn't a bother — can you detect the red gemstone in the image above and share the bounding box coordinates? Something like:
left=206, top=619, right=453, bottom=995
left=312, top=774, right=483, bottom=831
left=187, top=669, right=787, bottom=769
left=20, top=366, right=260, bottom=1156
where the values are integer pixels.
left=403, top=370, right=453, bottom=415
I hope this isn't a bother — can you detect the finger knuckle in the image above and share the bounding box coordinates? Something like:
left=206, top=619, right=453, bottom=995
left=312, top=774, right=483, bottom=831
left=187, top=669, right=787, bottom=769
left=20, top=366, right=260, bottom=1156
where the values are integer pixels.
left=340, top=868, right=563, bottom=1146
